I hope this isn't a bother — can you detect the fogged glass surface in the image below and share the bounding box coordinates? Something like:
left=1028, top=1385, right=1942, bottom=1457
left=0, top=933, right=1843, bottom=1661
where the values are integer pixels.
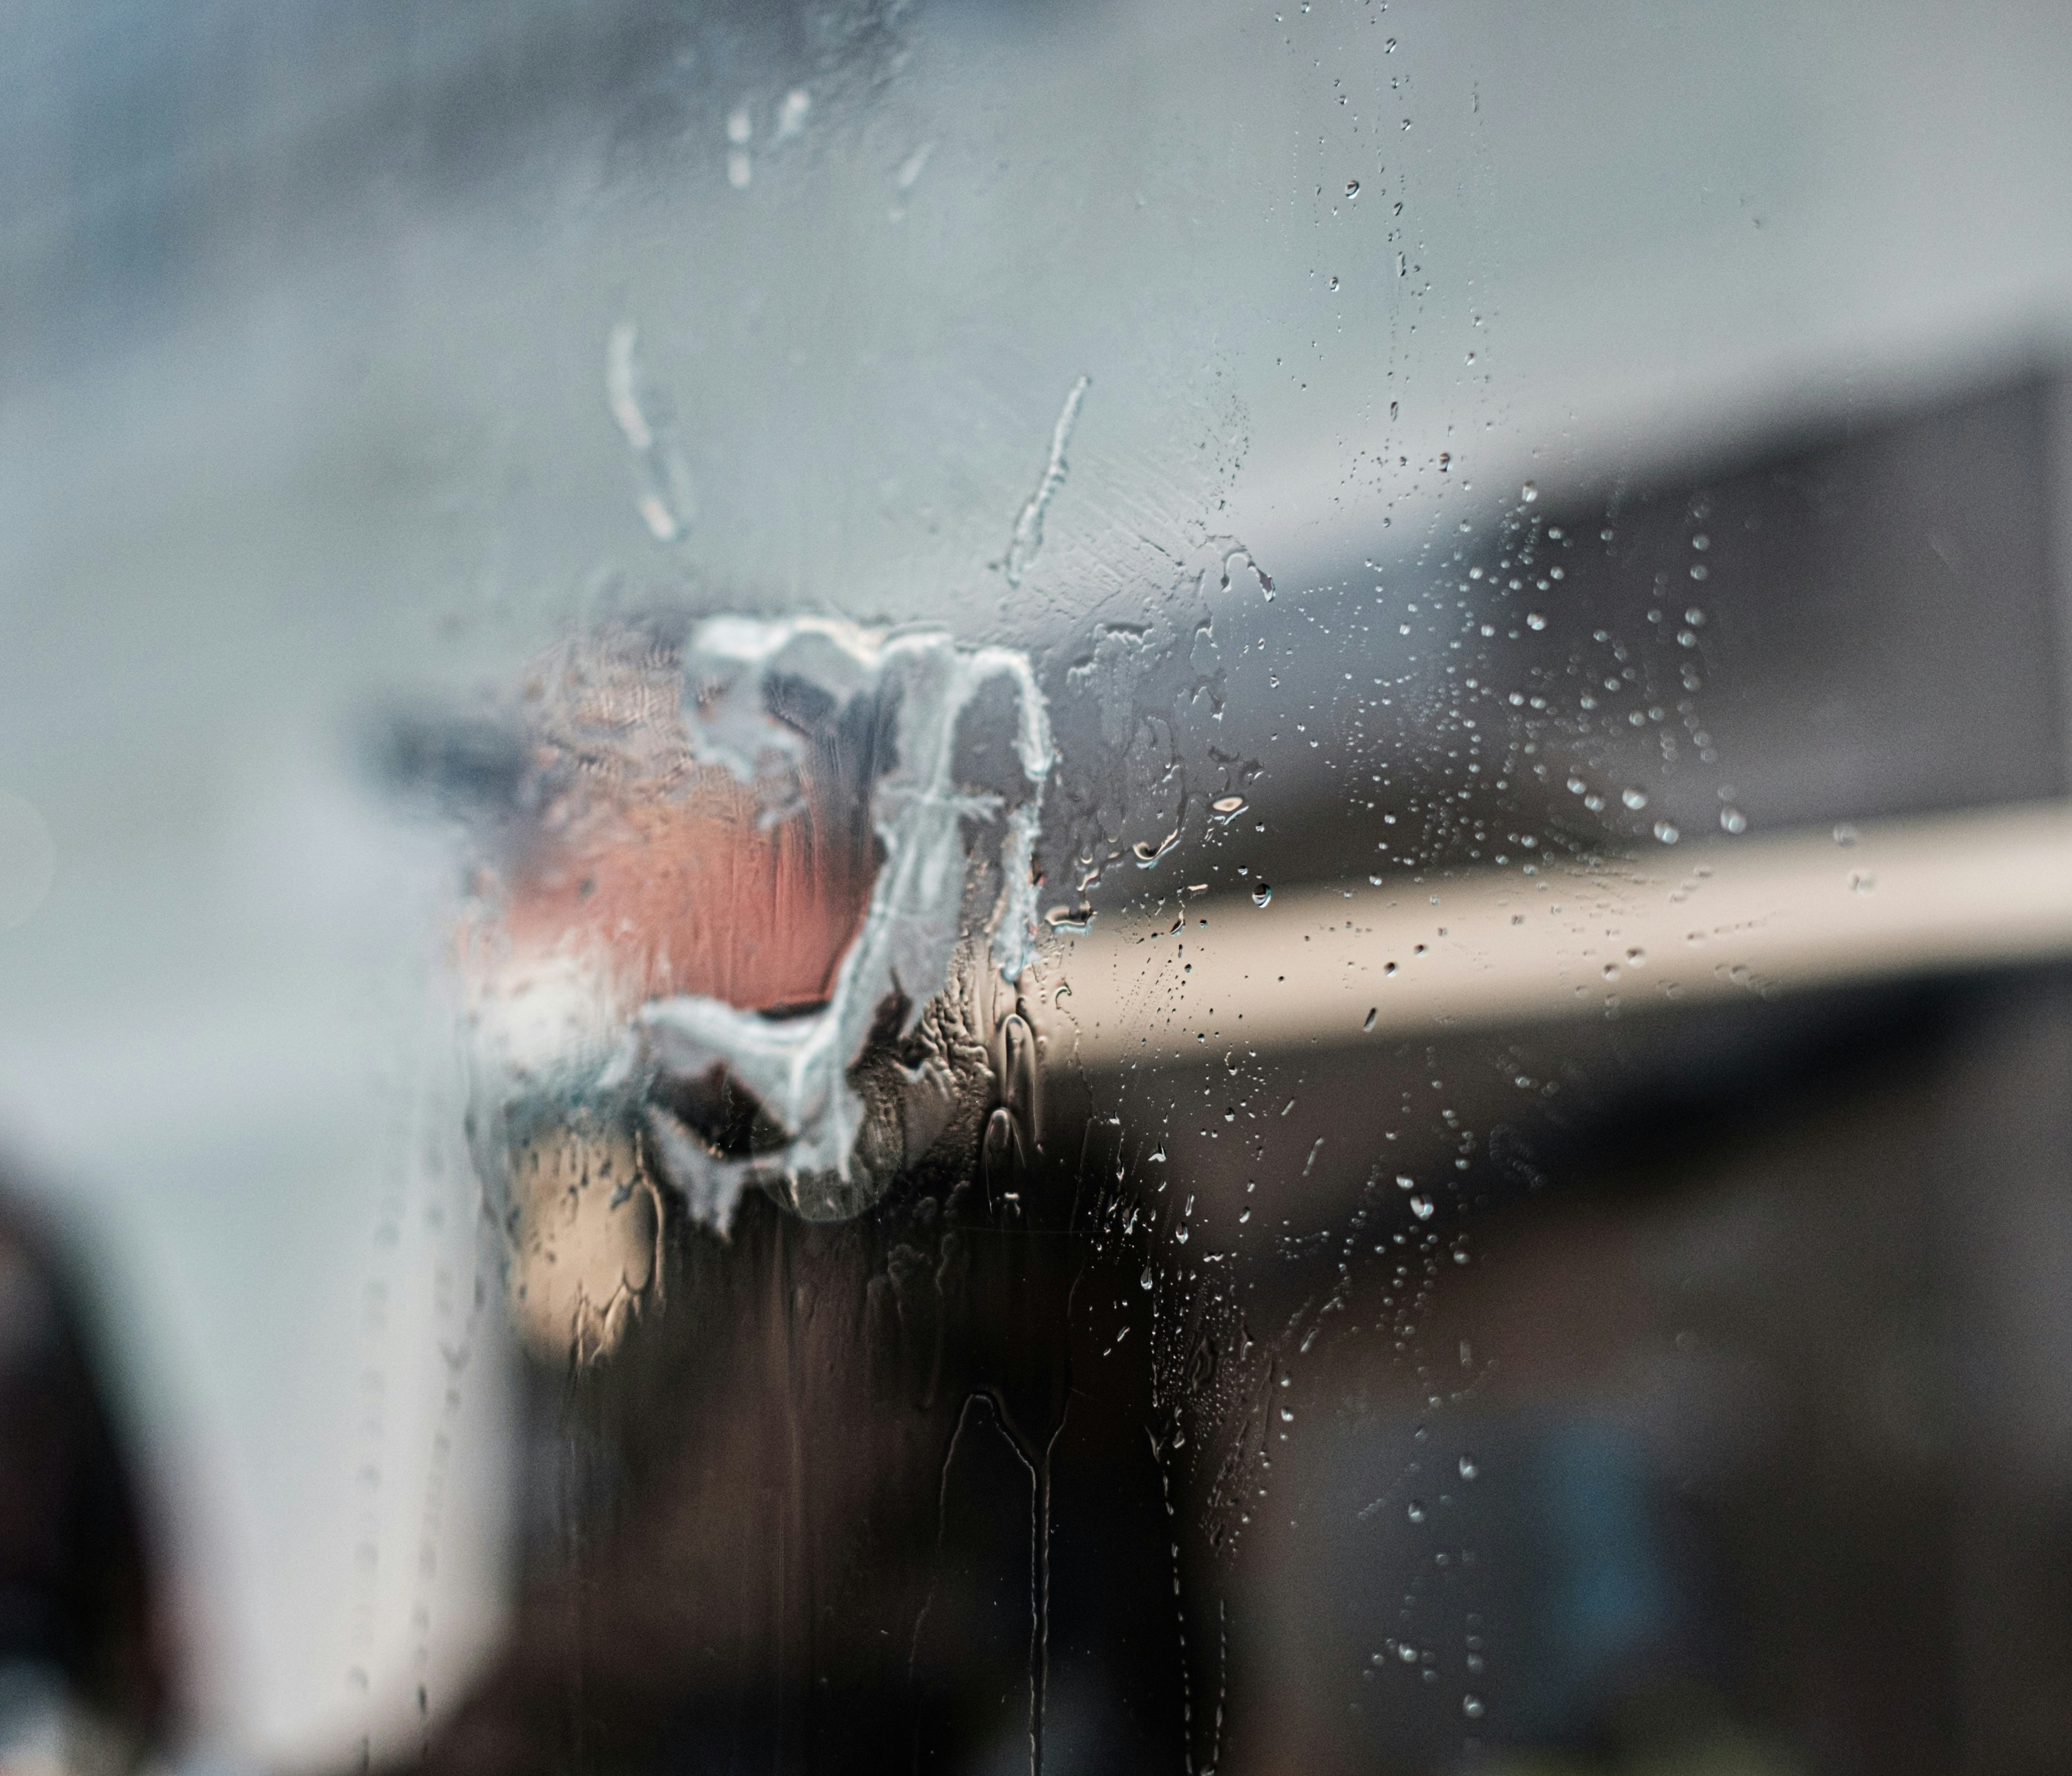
left=3, top=4, right=2072, bottom=1774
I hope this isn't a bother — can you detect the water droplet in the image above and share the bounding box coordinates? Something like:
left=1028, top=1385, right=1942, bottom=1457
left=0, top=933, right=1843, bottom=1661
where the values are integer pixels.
left=1406, top=1499, right=1428, bottom=1524
left=1140, top=1266, right=1154, bottom=1290
left=1621, top=787, right=1649, bottom=811
left=1345, top=180, right=1361, bottom=198
left=1044, top=904, right=1095, bottom=933
left=1521, top=481, right=1538, bottom=503
left=1133, top=829, right=1180, bottom=867
left=1462, top=1694, right=1484, bottom=1720
left=1251, top=882, right=1274, bottom=908
left=1653, top=821, right=1680, bottom=844
left=1566, top=776, right=1586, bottom=795
left=1397, top=1643, right=1418, bottom=1663
left=1458, top=1454, right=1478, bottom=1480
left=1410, top=1194, right=1435, bottom=1220
left=1329, top=274, right=1341, bottom=292
left=1526, top=611, right=1546, bottom=630
left=1175, top=1222, right=1190, bottom=1244
left=1211, top=794, right=1249, bottom=823
left=1626, top=947, right=1646, bottom=966
left=1850, top=870, right=1877, bottom=894
left=1833, top=823, right=1859, bottom=847
left=1002, top=372, right=1089, bottom=588
left=1720, top=807, right=1747, bottom=834
left=895, top=140, right=936, bottom=192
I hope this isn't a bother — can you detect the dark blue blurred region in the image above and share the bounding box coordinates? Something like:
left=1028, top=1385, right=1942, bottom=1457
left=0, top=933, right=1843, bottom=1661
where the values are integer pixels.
left=1296, top=1409, right=1726, bottom=1767
left=1490, top=1422, right=1701, bottom=1741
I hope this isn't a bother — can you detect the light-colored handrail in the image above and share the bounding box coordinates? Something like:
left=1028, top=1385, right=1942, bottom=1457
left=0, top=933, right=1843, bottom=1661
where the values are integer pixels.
left=1033, top=801, right=2072, bottom=1067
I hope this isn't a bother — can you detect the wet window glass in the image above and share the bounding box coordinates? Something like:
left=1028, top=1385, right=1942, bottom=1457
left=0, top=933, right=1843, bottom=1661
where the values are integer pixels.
left=4, top=6, right=2072, bottom=1775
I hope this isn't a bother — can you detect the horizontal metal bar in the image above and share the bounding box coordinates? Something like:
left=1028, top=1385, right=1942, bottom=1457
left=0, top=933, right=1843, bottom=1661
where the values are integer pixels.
left=1032, top=801, right=2072, bottom=1068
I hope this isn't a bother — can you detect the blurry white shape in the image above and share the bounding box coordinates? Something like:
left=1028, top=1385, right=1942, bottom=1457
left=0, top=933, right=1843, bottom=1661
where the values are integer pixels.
left=894, top=140, right=934, bottom=191
left=638, top=617, right=1053, bottom=1223
left=775, top=88, right=812, bottom=142
left=604, top=322, right=653, bottom=450
left=887, top=142, right=934, bottom=222
left=725, top=101, right=754, bottom=190
left=0, top=792, right=55, bottom=931
left=1001, top=374, right=1090, bottom=589
left=469, top=949, right=630, bottom=1084
left=637, top=493, right=680, bottom=539
left=604, top=322, right=696, bottom=540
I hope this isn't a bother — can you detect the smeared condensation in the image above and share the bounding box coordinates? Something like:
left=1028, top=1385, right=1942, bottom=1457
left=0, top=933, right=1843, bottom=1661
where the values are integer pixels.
left=635, top=617, right=1053, bottom=1223
left=465, top=614, right=1054, bottom=1272
left=1001, top=374, right=1089, bottom=589
left=606, top=321, right=698, bottom=542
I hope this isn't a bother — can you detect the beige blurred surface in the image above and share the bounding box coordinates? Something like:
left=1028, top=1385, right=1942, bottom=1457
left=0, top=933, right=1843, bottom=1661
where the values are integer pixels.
left=1039, top=801, right=2072, bottom=1066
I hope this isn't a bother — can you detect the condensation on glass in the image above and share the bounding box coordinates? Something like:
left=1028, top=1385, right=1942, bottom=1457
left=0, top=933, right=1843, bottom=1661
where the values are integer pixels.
left=6, top=3, right=2072, bottom=1775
